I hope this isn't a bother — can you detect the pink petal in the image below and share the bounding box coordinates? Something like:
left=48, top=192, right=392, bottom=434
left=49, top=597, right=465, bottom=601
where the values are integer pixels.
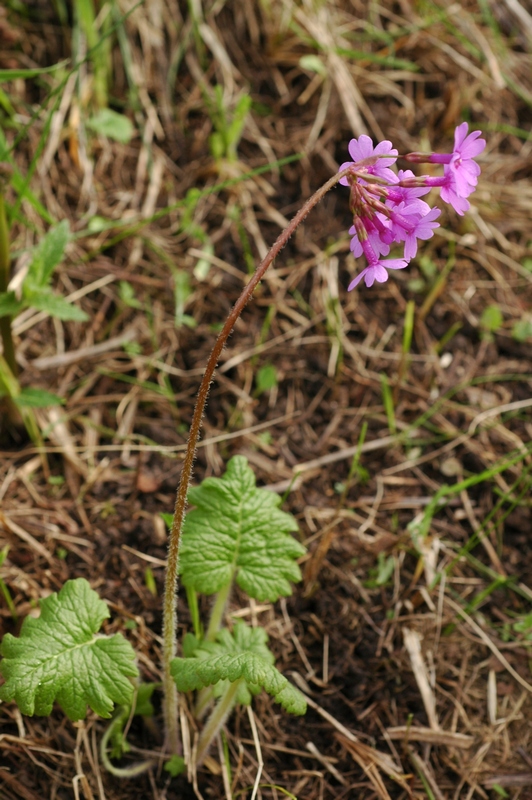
left=348, top=268, right=370, bottom=290
left=452, top=170, right=476, bottom=197
left=350, top=237, right=363, bottom=257
left=384, top=259, right=408, bottom=270
left=373, top=264, right=389, bottom=283
left=404, top=236, right=418, bottom=260
left=374, top=140, right=397, bottom=157
left=453, top=122, right=469, bottom=150
left=338, top=161, right=354, bottom=186
left=440, top=185, right=470, bottom=215
left=460, top=132, right=486, bottom=159
left=348, top=135, right=374, bottom=162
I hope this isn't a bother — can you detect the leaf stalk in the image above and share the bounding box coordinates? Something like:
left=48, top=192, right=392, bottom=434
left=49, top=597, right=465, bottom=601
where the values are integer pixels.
left=205, top=580, right=232, bottom=643
left=195, top=678, right=242, bottom=766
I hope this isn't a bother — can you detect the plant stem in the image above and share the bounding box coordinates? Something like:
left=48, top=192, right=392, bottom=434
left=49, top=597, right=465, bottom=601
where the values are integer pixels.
left=0, top=187, right=16, bottom=378
left=185, top=585, right=202, bottom=639
left=161, top=167, right=349, bottom=754
left=195, top=679, right=242, bottom=766
left=193, top=579, right=234, bottom=722
left=205, top=580, right=232, bottom=642
left=100, top=708, right=155, bottom=777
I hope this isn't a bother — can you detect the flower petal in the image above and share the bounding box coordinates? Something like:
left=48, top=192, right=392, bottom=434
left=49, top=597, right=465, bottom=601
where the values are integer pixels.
left=348, top=268, right=370, bottom=290
left=453, top=122, right=469, bottom=150
left=383, top=258, right=408, bottom=270
left=338, top=161, right=354, bottom=186
left=373, top=264, right=389, bottom=283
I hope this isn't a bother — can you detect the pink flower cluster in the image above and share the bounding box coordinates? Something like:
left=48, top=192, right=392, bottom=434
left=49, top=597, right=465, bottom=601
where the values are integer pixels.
left=339, top=123, right=486, bottom=289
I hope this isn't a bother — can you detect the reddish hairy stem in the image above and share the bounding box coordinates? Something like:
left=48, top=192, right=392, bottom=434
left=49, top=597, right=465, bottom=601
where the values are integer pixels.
left=0, top=191, right=16, bottom=378
left=161, top=167, right=349, bottom=754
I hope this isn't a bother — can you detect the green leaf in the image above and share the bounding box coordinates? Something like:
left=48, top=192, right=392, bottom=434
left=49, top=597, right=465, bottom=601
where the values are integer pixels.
left=188, top=622, right=274, bottom=704
left=299, top=55, right=327, bottom=76
left=172, top=269, right=195, bottom=328
left=86, top=109, right=134, bottom=144
left=118, top=280, right=142, bottom=309
left=480, top=304, right=503, bottom=332
left=180, top=456, right=305, bottom=601
left=0, top=578, right=138, bottom=720
left=0, top=62, right=69, bottom=80
left=133, top=682, right=158, bottom=717
left=171, top=621, right=306, bottom=715
left=27, top=221, right=70, bottom=288
left=14, top=387, right=64, bottom=408
left=0, top=291, right=24, bottom=319
left=512, top=316, right=532, bottom=342
left=182, top=631, right=200, bottom=658
left=24, top=290, right=89, bottom=321
left=227, top=94, right=252, bottom=159
left=256, top=363, right=277, bottom=394
left=160, top=512, right=173, bottom=528
left=164, top=755, right=186, bottom=777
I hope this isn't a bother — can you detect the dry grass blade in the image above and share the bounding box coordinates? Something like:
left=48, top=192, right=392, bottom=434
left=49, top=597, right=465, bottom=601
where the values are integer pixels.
left=402, top=628, right=439, bottom=731
left=386, top=726, right=474, bottom=748
left=446, top=597, right=532, bottom=695
left=336, top=737, right=409, bottom=798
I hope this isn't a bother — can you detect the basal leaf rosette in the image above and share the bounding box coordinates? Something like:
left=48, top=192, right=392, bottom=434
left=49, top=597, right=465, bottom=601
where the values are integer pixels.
left=0, top=579, right=138, bottom=720
left=171, top=621, right=306, bottom=715
left=180, top=455, right=305, bottom=602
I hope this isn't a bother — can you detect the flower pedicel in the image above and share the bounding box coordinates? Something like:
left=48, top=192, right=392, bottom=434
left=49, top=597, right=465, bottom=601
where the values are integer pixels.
left=340, top=123, right=486, bottom=289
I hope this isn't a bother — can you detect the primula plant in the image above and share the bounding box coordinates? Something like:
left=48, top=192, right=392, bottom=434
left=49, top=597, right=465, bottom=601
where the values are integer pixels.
left=0, top=124, right=485, bottom=780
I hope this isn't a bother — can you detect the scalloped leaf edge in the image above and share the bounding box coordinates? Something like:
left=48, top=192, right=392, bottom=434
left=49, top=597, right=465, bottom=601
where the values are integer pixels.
left=171, top=651, right=306, bottom=715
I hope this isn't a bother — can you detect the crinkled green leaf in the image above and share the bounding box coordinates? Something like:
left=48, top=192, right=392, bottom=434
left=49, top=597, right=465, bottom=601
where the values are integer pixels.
left=0, top=291, right=24, bottom=319
left=180, top=456, right=305, bottom=601
left=0, top=578, right=138, bottom=720
left=186, top=622, right=274, bottom=704
left=182, top=631, right=201, bottom=658
left=24, top=289, right=89, bottom=321
left=171, top=621, right=306, bottom=715
left=27, top=220, right=70, bottom=288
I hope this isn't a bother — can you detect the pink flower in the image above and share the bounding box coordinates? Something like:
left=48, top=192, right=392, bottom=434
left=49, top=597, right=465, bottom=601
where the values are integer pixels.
left=419, top=173, right=473, bottom=215
left=446, top=123, right=485, bottom=197
left=339, top=135, right=398, bottom=186
left=338, top=125, right=485, bottom=288
left=402, top=205, right=441, bottom=259
left=349, top=220, right=391, bottom=258
left=427, top=123, right=485, bottom=196
left=439, top=178, right=471, bottom=215
left=387, top=169, right=431, bottom=205
left=348, top=258, right=408, bottom=290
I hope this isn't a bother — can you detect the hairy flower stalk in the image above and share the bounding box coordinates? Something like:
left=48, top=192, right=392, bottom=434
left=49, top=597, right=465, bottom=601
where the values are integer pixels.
left=0, top=166, right=17, bottom=379
left=162, top=169, right=350, bottom=754
left=162, top=122, right=485, bottom=755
